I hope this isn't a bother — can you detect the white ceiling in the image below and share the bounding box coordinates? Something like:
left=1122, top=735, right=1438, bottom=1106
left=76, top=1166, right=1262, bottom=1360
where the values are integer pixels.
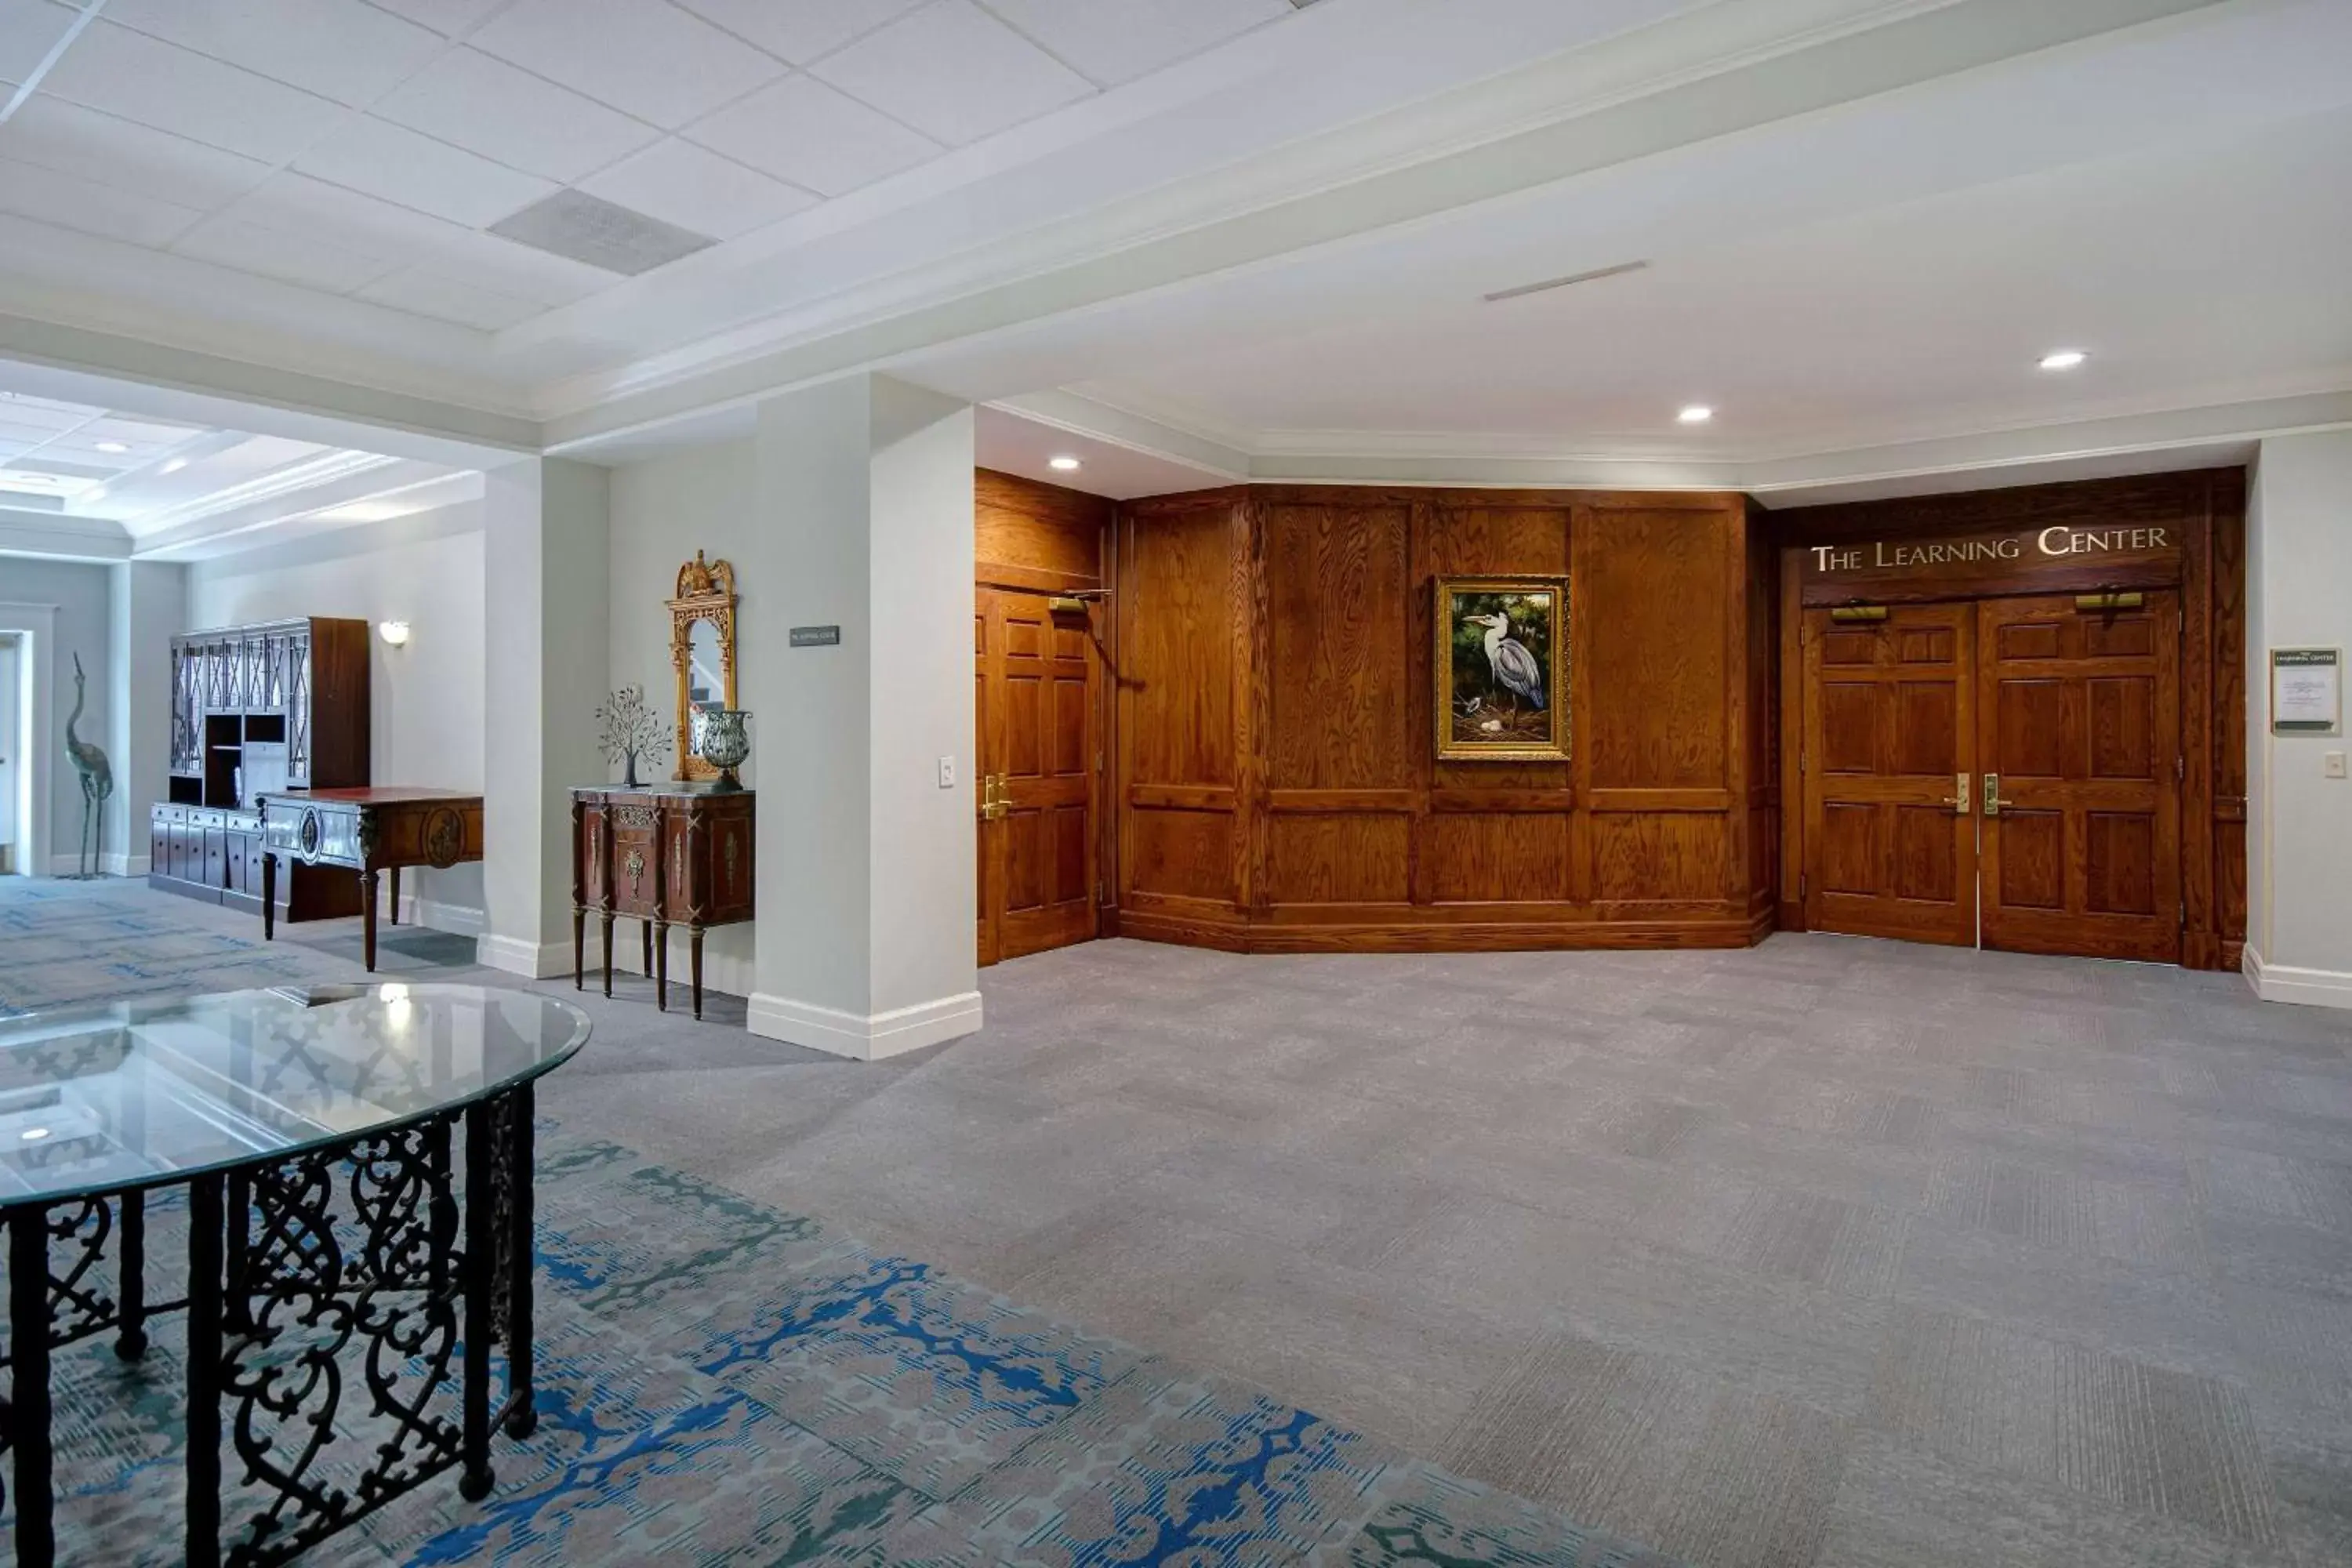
left=0, top=0, right=1311, bottom=333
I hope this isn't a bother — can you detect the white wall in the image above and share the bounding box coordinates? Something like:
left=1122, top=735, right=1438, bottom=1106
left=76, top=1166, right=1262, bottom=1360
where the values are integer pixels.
left=185, top=504, right=488, bottom=927
left=607, top=438, right=757, bottom=995
left=2243, top=430, right=2352, bottom=1006
left=107, top=559, right=185, bottom=873
left=0, top=555, right=111, bottom=872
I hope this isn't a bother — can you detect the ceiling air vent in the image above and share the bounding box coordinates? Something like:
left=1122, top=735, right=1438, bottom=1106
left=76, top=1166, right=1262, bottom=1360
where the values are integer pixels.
left=1483, top=259, right=1649, bottom=304
left=488, top=191, right=717, bottom=278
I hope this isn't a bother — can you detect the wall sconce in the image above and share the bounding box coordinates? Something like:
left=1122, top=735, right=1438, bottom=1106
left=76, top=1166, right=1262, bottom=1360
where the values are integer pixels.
left=378, top=620, right=411, bottom=648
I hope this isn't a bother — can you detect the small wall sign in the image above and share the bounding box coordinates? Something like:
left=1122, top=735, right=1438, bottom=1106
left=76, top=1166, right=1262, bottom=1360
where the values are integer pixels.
left=789, top=625, right=841, bottom=648
left=2271, top=648, right=2341, bottom=735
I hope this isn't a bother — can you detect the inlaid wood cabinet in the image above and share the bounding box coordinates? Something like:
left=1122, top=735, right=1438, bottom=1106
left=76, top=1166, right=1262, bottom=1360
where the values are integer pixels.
left=150, top=616, right=368, bottom=920
left=572, top=786, right=755, bottom=1019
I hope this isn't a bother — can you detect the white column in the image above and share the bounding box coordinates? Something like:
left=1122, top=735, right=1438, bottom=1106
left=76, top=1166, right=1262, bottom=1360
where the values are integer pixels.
left=480, top=457, right=609, bottom=978
left=106, top=560, right=183, bottom=875
left=2244, top=430, right=2352, bottom=1007
left=745, top=374, right=980, bottom=1058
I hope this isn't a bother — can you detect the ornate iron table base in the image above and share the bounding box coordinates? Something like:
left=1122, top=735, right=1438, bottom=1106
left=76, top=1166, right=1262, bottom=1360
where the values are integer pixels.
left=2, top=1084, right=537, bottom=1567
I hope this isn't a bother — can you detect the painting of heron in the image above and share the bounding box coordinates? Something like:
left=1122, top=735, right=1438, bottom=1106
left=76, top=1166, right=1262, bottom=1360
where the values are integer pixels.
left=1434, top=576, right=1569, bottom=760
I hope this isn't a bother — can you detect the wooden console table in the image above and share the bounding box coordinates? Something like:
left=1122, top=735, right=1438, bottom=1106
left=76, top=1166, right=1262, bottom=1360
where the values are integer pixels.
left=571, top=785, right=754, bottom=1019
left=260, top=787, right=486, bottom=971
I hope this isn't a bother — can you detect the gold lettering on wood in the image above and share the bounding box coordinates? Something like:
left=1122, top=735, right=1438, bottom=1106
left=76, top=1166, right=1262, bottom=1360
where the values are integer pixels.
left=1809, top=526, right=2171, bottom=574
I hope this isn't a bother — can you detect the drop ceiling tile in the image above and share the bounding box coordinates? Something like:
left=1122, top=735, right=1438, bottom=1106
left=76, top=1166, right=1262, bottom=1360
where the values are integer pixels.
left=980, top=0, right=1293, bottom=85
left=361, top=0, right=512, bottom=36
left=173, top=214, right=404, bottom=293
left=672, top=0, right=925, bottom=65
left=294, top=117, right=556, bottom=227
left=684, top=74, right=938, bottom=197
left=0, top=154, right=208, bottom=246
left=811, top=0, right=1093, bottom=146
left=356, top=267, right=546, bottom=330
left=0, top=98, right=274, bottom=212
left=579, top=136, right=815, bottom=240
left=471, top=0, right=786, bottom=129
left=38, top=21, right=346, bottom=165
left=0, top=2, right=74, bottom=84
left=100, top=0, right=445, bottom=107
left=373, top=48, right=662, bottom=183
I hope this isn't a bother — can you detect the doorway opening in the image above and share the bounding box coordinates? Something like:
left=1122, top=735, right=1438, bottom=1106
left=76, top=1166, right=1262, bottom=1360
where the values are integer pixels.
left=1798, top=590, right=2183, bottom=962
left=0, top=631, right=19, bottom=875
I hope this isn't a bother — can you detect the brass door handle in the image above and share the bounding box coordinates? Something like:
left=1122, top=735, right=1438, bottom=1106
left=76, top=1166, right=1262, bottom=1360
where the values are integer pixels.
left=1982, top=773, right=2002, bottom=817
left=1942, top=772, right=1972, bottom=815
left=980, top=773, right=1009, bottom=821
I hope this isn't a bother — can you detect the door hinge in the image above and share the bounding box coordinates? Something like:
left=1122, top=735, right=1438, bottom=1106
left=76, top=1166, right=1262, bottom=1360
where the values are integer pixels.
left=1799, top=873, right=1807, bottom=901
left=1798, top=749, right=1806, bottom=775
left=2176, top=754, right=2185, bottom=782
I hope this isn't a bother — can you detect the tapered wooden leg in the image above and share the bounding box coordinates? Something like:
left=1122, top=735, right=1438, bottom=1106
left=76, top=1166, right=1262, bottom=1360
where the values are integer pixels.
left=654, top=921, right=668, bottom=1011
left=600, top=911, right=615, bottom=998
left=360, top=869, right=379, bottom=971
left=261, top=850, right=277, bottom=940
left=572, top=909, right=585, bottom=990
left=691, top=927, right=706, bottom=1021
left=641, top=918, right=653, bottom=976
left=388, top=865, right=401, bottom=925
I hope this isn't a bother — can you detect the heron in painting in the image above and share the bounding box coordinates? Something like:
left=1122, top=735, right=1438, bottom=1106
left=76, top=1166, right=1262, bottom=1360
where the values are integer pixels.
left=1463, top=611, right=1545, bottom=713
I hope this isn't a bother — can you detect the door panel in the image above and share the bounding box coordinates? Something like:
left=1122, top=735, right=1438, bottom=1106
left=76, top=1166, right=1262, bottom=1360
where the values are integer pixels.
left=977, top=586, right=1098, bottom=964
left=1802, top=603, right=1977, bottom=945
left=1977, top=592, right=2181, bottom=962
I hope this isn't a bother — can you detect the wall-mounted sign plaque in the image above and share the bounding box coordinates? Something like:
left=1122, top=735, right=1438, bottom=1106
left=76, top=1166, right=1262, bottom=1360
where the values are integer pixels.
left=2271, top=648, right=2341, bottom=735
left=1795, top=521, right=2183, bottom=607
left=789, top=626, right=841, bottom=648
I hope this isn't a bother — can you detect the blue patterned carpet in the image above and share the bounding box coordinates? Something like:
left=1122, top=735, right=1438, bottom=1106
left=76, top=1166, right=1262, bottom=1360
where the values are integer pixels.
left=1, top=878, right=1679, bottom=1566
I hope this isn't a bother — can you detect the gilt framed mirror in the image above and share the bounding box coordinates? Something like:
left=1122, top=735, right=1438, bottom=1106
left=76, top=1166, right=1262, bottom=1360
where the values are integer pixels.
left=668, top=551, right=739, bottom=781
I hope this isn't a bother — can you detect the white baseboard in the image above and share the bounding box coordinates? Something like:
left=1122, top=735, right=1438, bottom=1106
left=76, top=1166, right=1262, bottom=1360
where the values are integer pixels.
left=392, top=893, right=484, bottom=938
left=2243, top=946, right=2352, bottom=1010
left=746, top=990, right=984, bottom=1060
left=476, top=932, right=572, bottom=980
left=103, top=851, right=151, bottom=877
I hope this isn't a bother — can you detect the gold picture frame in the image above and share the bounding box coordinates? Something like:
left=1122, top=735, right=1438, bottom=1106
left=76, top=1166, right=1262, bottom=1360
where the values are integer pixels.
left=669, top=551, right=738, bottom=782
left=1434, top=575, right=1570, bottom=762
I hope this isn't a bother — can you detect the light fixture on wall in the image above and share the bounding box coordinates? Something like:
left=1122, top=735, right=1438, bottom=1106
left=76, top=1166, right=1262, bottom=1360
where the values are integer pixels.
left=2038, top=349, right=2088, bottom=371
left=1048, top=455, right=1082, bottom=471
left=1677, top=405, right=1714, bottom=424
left=378, top=620, right=411, bottom=648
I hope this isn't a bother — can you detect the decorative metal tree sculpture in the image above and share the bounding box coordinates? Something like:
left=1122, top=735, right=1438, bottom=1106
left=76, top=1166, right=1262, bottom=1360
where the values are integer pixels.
left=594, top=684, right=670, bottom=789
left=64, top=652, right=114, bottom=878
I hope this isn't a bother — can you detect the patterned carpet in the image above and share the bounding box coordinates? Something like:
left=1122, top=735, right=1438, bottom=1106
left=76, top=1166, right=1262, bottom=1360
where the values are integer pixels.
left=0, top=877, right=1677, bottom=1566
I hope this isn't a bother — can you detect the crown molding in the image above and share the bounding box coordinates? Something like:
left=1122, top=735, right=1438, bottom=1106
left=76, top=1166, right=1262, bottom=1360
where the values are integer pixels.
left=132, top=459, right=478, bottom=561
left=0, top=508, right=131, bottom=562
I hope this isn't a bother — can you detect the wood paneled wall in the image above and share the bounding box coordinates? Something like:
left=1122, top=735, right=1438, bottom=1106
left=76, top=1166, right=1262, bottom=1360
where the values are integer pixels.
left=1112, top=485, right=1775, bottom=951
left=976, top=467, right=1110, bottom=592
left=1771, top=467, right=2246, bottom=969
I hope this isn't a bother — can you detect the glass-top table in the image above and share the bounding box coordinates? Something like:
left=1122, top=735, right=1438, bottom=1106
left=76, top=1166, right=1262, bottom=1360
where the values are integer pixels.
left=0, top=983, right=590, bottom=1567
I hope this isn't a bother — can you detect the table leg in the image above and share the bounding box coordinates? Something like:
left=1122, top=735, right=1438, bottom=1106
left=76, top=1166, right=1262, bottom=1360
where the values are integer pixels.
left=641, top=918, right=653, bottom=977
left=460, top=1104, right=496, bottom=1501
left=600, top=912, right=615, bottom=999
left=388, top=865, right=401, bottom=925
left=572, top=907, right=585, bottom=990
left=360, top=869, right=379, bottom=971
left=116, top=1190, right=148, bottom=1361
left=503, top=1084, right=538, bottom=1439
left=691, top=927, right=706, bottom=1021
left=260, top=850, right=277, bottom=941
left=186, top=1175, right=224, bottom=1567
left=8, top=1207, right=56, bottom=1567
left=654, top=921, right=668, bottom=1011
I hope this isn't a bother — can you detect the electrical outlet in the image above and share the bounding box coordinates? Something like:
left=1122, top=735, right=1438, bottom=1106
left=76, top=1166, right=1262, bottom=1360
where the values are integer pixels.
left=2326, top=751, right=2347, bottom=780
left=938, top=756, right=956, bottom=789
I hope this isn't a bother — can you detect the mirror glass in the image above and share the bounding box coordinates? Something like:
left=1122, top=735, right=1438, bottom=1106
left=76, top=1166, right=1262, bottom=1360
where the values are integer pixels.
left=686, top=616, right=724, bottom=755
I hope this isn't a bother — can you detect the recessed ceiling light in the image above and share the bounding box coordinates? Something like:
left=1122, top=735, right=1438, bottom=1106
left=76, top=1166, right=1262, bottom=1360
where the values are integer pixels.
left=160, top=457, right=187, bottom=474
left=2038, top=349, right=2088, bottom=371
left=94, top=440, right=128, bottom=452
left=1048, top=456, right=1081, bottom=471
left=1677, top=405, right=1714, bottom=424
left=20, top=1127, right=49, bottom=1142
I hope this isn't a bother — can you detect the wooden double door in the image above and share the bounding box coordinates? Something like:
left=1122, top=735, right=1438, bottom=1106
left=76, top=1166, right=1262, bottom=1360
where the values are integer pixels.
left=975, top=586, right=1099, bottom=964
left=1801, top=590, right=2183, bottom=962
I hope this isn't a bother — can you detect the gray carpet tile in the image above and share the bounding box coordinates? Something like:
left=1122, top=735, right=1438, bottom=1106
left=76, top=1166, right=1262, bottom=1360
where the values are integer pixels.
left=16, top=876, right=2352, bottom=1566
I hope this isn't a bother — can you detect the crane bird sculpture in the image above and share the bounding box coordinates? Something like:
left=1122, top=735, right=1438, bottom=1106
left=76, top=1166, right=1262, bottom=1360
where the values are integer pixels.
left=64, top=652, right=114, bottom=878
left=1464, top=610, right=1547, bottom=714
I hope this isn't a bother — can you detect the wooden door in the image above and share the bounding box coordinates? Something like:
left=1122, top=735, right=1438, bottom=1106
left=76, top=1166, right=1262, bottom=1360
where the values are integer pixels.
left=1802, top=603, right=1977, bottom=945
left=1977, top=592, right=2182, bottom=962
left=976, top=586, right=1098, bottom=964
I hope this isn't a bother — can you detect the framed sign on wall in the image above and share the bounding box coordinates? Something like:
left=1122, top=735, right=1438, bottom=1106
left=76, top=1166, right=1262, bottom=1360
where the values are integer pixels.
left=1434, top=575, right=1569, bottom=761
left=2271, top=648, right=2341, bottom=735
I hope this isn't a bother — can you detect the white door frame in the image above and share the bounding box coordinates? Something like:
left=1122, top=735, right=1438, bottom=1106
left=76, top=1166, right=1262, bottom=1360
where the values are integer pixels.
left=0, top=604, right=56, bottom=880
